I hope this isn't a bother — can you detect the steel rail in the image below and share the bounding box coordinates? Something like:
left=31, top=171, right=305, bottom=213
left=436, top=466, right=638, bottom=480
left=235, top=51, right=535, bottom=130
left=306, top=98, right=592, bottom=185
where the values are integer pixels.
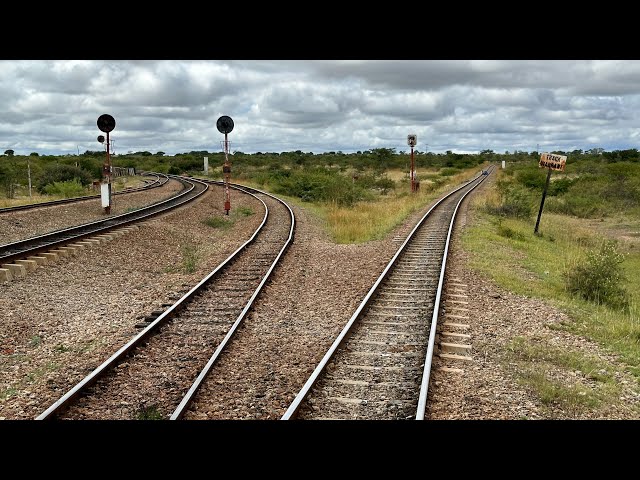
left=0, top=173, right=167, bottom=214
left=0, top=174, right=203, bottom=264
left=414, top=165, right=493, bottom=419
left=170, top=184, right=295, bottom=420
left=281, top=169, right=486, bottom=420
left=35, top=183, right=289, bottom=420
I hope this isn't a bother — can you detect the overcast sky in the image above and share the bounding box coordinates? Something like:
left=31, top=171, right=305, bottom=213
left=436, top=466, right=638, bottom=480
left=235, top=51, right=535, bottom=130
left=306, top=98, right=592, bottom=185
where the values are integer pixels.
left=2, top=59, right=640, bottom=157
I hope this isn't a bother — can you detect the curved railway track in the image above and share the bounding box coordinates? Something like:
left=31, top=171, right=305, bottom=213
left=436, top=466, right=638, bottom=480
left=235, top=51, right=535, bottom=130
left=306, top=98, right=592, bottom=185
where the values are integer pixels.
left=0, top=172, right=167, bottom=214
left=281, top=167, right=493, bottom=420
left=0, top=174, right=205, bottom=266
left=36, top=184, right=295, bottom=420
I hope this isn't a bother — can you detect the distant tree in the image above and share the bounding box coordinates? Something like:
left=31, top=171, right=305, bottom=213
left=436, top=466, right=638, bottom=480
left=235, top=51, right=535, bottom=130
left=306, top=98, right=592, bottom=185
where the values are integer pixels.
left=30, top=152, right=39, bottom=156
left=156, top=151, right=165, bottom=156
left=371, top=148, right=395, bottom=161
left=4, top=149, right=14, bottom=156
left=36, top=164, right=93, bottom=193
left=0, top=162, right=18, bottom=198
left=83, top=150, right=103, bottom=157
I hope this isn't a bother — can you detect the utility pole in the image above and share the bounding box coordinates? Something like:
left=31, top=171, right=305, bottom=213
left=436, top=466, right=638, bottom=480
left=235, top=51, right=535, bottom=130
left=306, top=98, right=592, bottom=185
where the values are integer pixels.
left=27, top=155, right=32, bottom=198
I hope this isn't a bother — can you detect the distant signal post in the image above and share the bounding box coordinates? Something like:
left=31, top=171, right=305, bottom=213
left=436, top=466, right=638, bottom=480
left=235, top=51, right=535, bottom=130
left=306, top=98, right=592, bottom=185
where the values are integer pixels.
left=97, top=114, right=116, bottom=214
left=408, top=134, right=418, bottom=192
left=217, top=115, right=234, bottom=215
left=534, top=152, right=567, bottom=234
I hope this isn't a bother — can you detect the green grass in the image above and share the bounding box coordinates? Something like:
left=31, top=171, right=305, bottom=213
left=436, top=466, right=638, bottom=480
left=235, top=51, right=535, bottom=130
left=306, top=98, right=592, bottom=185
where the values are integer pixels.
left=313, top=168, right=484, bottom=244
left=200, top=167, right=487, bottom=244
left=506, top=337, right=622, bottom=415
left=233, top=206, right=254, bottom=217
left=0, top=387, right=19, bottom=402
left=462, top=186, right=640, bottom=386
left=202, top=217, right=233, bottom=229
left=135, top=405, right=164, bottom=420
left=182, top=244, right=199, bottom=273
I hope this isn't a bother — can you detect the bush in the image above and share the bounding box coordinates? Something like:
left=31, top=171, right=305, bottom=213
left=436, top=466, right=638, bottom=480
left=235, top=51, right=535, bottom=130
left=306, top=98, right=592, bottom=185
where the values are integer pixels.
left=439, top=167, right=460, bottom=177
left=273, top=168, right=370, bottom=206
left=42, top=179, right=87, bottom=198
left=496, top=219, right=526, bottom=241
left=563, top=240, right=630, bottom=310
left=485, top=184, right=535, bottom=219
left=36, top=164, right=93, bottom=193
left=545, top=195, right=603, bottom=218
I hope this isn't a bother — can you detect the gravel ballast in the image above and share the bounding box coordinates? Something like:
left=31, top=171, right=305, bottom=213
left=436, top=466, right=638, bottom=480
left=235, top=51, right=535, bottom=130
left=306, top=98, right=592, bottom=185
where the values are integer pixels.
left=1, top=176, right=638, bottom=420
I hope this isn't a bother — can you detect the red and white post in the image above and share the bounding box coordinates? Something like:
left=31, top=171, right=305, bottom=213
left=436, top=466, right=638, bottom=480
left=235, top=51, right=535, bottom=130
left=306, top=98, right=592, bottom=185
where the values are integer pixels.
left=222, top=132, right=231, bottom=215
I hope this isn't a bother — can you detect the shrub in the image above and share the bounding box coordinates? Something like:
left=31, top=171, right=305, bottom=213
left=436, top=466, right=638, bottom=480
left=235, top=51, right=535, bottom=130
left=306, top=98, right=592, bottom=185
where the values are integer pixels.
left=563, top=240, right=630, bottom=310
left=42, top=179, right=87, bottom=198
left=36, top=164, right=93, bottom=193
left=496, top=219, right=526, bottom=241
left=439, top=167, right=460, bottom=177
left=273, top=168, right=369, bottom=206
left=545, top=195, right=603, bottom=218
left=485, top=185, right=535, bottom=219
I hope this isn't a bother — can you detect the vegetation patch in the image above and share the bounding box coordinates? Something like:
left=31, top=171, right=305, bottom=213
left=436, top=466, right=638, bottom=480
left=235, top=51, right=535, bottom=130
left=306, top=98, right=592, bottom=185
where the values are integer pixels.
left=136, top=404, right=164, bottom=420
left=233, top=206, right=254, bottom=217
left=182, top=243, right=199, bottom=273
left=53, top=344, right=70, bottom=353
left=1, top=387, right=18, bottom=401
left=202, top=217, right=233, bottom=229
left=463, top=163, right=640, bottom=385
left=563, top=240, right=630, bottom=310
left=42, top=179, right=86, bottom=198
left=505, top=337, right=619, bottom=414
left=25, top=362, right=58, bottom=384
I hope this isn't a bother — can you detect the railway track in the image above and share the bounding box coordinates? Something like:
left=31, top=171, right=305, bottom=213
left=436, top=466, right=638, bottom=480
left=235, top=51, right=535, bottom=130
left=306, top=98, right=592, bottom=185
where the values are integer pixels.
left=281, top=167, right=492, bottom=420
left=0, top=172, right=167, bottom=214
left=35, top=184, right=295, bottom=420
left=0, top=174, right=204, bottom=268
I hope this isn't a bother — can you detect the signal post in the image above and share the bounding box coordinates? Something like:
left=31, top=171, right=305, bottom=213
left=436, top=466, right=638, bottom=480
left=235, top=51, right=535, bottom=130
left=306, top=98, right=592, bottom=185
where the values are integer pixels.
left=217, top=115, right=234, bottom=215
left=97, top=114, right=116, bottom=214
left=408, top=134, right=417, bottom=192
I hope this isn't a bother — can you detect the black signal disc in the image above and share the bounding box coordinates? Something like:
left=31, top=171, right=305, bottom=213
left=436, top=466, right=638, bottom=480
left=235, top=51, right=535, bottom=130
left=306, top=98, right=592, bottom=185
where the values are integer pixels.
left=97, top=114, right=116, bottom=133
left=216, top=115, right=234, bottom=134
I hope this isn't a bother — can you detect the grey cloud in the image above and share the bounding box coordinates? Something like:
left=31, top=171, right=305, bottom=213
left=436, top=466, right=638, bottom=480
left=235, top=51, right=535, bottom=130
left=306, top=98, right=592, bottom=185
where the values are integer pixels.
left=3, top=60, right=640, bottom=155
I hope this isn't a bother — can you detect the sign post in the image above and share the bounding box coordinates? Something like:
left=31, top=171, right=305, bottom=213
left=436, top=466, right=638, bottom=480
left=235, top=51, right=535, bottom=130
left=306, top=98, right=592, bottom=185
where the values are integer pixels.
left=407, top=134, right=417, bottom=192
left=534, top=152, right=567, bottom=234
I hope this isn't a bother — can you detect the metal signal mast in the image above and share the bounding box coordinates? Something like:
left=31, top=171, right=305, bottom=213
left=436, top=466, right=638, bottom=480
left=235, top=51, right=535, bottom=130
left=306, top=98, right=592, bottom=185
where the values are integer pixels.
left=217, top=115, right=234, bottom=215
left=408, top=134, right=418, bottom=192
left=97, top=114, right=116, bottom=214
